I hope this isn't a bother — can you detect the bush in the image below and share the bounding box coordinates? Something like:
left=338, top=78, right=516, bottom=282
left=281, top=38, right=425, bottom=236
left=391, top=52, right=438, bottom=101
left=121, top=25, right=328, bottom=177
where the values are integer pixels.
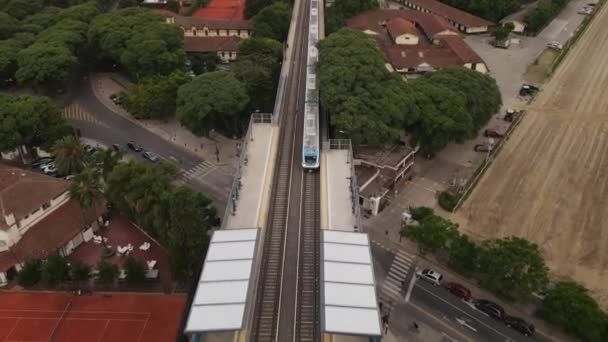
left=402, top=215, right=458, bottom=255
left=41, top=253, right=69, bottom=286
left=409, top=206, right=434, bottom=221
left=70, top=261, right=91, bottom=282
left=438, top=191, right=459, bottom=211
left=525, top=0, right=570, bottom=34
left=96, top=260, right=118, bottom=286
left=123, top=256, right=146, bottom=283
left=17, top=259, right=42, bottom=287
left=447, top=234, right=479, bottom=276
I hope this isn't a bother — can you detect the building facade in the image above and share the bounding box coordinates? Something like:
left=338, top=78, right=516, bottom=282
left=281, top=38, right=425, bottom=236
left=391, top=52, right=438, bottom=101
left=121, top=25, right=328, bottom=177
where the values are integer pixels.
left=399, top=0, right=494, bottom=34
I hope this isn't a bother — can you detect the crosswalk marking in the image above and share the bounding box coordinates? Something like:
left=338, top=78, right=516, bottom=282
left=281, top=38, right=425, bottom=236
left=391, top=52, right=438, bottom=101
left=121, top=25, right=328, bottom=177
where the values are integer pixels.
left=174, top=161, right=217, bottom=186
left=62, top=103, right=107, bottom=127
left=379, top=250, right=417, bottom=311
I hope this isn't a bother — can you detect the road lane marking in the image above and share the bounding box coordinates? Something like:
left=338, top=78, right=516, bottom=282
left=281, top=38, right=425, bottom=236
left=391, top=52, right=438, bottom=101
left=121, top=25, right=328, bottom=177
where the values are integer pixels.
left=414, top=284, right=514, bottom=341
left=409, top=302, right=474, bottom=342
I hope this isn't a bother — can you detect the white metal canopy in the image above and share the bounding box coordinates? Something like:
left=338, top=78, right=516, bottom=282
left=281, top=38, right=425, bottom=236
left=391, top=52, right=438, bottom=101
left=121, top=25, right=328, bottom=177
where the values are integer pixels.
left=184, top=228, right=258, bottom=333
left=322, top=230, right=381, bottom=336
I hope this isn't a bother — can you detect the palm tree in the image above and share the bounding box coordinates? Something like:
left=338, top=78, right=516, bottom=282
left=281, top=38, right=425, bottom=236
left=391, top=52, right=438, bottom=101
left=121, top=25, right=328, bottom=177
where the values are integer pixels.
left=91, top=148, right=122, bottom=181
left=52, top=135, right=84, bottom=176
left=69, top=167, right=104, bottom=234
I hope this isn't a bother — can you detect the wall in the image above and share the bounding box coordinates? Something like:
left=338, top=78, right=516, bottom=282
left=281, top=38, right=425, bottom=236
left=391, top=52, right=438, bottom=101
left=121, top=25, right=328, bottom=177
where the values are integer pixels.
left=465, top=25, right=488, bottom=34
left=16, top=191, right=69, bottom=237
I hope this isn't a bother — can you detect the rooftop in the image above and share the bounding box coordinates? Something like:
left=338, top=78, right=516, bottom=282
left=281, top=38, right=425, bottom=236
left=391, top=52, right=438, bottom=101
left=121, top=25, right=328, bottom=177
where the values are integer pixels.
left=404, top=0, right=494, bottom=27
left=0, top=163, right=69, bottom=230
left=387, top=17, right=418, bottom=38
left=155, top=9, right=252, bottom=30
left=183, top=36, right=241, bottom=53
left=192, top=0, right=245, bottom=21
left=355, top=145, right=415, bottom=169
left=347, top=9, right=458, bottom=39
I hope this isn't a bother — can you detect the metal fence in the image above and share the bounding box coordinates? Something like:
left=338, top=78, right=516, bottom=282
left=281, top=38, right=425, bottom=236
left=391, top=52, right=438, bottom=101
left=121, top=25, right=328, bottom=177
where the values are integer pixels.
left=323, top=139, right=363, bottom=232
left=220, top=113, right=272, bottom=229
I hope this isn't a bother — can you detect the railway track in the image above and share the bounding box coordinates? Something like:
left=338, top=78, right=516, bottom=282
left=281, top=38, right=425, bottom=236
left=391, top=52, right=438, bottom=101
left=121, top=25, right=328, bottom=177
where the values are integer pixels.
left=295, top=172, right=321, bottom=341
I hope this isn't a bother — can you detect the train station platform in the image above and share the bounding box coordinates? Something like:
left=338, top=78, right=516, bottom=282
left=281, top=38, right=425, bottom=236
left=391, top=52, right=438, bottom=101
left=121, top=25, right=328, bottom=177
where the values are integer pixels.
left=223, top=117, right=277, bottom=230
left=320, top=140, right=381, bottom=341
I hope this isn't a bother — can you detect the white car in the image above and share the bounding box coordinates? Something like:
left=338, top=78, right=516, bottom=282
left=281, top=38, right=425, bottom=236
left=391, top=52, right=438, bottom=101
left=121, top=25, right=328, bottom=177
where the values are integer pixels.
left=578, top=6, right=593, bottom=14
left=547, top=42, right=562, bottom=50
left=416, top=268, right=443, bottom=286
left=42, top=163, right=57, bottom=175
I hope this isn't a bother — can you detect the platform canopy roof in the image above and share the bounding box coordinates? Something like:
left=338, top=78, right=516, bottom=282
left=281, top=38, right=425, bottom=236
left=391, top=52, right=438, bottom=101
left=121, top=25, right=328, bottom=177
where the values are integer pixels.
left=185, top=228, right=258, bottom=333
left=322, top=230, right=381, bottom=336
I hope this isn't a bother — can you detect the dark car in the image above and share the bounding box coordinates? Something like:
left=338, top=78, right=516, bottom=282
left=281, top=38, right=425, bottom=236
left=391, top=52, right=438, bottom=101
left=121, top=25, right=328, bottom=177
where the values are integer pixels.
left=112, top=144, right=124, bottom=153
left=519, top=84, right=539, bottom=96
left=475, top=299, right=505, bottom=320
left=444, top=282, right=472, bottom=301
left=127, top=141, right=143, bottom=152
left=504, top=109, right=521, bottom=122
left=484, top=129, right=504, bottom=138
left=474, top=144, right=492, bottom=152
left=504, top=316, right=535, bottom=336
left=30, top=157, right=54, bottom=168
left=142, top=151, right=160, bottom=163
left=110, top=93, right=123, bottom=105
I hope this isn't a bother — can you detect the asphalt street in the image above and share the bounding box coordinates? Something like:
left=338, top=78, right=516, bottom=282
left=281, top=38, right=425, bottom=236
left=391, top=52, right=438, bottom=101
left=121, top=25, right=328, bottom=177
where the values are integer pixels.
left=69, top=77, right=231, bottom=212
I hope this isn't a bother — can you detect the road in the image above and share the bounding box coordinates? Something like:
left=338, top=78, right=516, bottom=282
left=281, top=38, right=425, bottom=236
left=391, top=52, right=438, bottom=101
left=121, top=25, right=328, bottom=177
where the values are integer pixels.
left=371, top=244, right=553, bottom=342
left=68, top=78, right=231, bottom=212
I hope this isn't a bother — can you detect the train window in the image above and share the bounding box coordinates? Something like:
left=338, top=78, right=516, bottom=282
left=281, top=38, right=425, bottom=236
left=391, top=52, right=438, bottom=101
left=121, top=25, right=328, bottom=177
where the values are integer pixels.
left=305, top=156, right=317, bottom=164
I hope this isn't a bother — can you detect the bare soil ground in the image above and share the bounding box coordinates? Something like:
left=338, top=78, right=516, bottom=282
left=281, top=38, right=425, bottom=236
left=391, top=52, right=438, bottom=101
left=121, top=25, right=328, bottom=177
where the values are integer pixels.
left=523, top=48, right=558, bottom=84
left=456, top=3, right=608, bottom=308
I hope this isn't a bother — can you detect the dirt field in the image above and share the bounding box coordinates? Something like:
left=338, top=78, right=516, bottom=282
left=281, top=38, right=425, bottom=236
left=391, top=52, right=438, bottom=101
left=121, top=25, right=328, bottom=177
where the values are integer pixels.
left=456, top=3, right=608, bottom=308
left=523, top=48, right=558, bottom=84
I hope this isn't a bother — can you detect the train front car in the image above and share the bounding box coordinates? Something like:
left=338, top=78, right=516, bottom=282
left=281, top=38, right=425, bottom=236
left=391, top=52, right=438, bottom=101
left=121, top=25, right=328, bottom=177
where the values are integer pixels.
left=302, top=0, right=320, bottom=171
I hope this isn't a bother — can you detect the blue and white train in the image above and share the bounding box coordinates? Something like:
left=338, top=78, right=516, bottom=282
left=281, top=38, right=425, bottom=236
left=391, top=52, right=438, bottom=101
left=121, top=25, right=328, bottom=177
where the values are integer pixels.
left=302, top=0, right=320, bottom=170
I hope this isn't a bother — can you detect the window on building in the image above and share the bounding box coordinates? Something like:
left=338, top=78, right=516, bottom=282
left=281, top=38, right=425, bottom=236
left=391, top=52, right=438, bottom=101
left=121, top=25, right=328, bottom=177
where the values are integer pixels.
left=42, top=202, right=51, bottom=210
left=221, top=52, right=226, bottom=57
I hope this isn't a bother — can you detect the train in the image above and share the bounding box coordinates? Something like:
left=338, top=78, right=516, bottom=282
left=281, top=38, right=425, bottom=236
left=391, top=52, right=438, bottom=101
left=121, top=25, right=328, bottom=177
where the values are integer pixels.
left=302, top=0, right=320, bottom=170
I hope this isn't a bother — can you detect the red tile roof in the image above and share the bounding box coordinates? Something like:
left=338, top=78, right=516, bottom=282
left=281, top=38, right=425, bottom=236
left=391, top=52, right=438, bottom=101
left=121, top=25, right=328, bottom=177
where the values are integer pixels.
left=382, top=36, right=482, bottom=70
left=387, top=18, right=418, bottom=38
left=347, top=9, right=458, bottom=39
left=155, top=9, right=252, bottom=30
left=10, top=199, right=104, bottom=263
left=403, top=0, right=494, bottom=27
left=438, top=35, right=483, bottom=63
left=0, top=164, right=69, bottom=230
left=183, top=36, right=241, bottom=52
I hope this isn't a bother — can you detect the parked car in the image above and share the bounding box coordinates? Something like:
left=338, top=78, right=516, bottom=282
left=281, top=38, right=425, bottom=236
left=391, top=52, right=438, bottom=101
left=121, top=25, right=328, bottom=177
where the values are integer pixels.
left=444, top=282, right=472, bottom=301
left=504, top=316, right=535, bottom=336
left=519, top=84, right=539, bottom=96
left=547, top=41, right=563, bottom=50
left=475, top=299, right=505, bottom=320
left=30, top=157, right=54, bottom=168
left=112, top=144, right=124, bottom=153
left=587, top=2, right=596, bottom=6
left=110, top=93, right=123, bottom=105
left=474, top=144, right=492, bottom=152
left=83, top=144, right=97, bottom=155
left=42, top=163, right=57, bottom=175
left=416, top=268, right=443, bottom=286
left=484, top=129, right=504, bottom=138
left=127, top=141, right=143, bottom=152
left=504, top=109, right=521, bottom=122
left=578, top=6, right=593, bottom=14
left=142, top=151, right=160, bottom=163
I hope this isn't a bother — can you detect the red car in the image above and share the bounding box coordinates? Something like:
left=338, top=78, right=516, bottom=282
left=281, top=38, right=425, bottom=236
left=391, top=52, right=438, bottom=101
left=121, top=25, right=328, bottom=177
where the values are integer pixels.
left=484, top=129, right=504, bottom=138
left=444, top=282, right=472, bottom=301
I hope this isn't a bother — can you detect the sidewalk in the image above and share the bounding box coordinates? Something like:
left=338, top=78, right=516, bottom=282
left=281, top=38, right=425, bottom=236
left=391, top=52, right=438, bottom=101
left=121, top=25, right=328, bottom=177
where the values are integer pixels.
left=89, top=73, right=239, bottom=167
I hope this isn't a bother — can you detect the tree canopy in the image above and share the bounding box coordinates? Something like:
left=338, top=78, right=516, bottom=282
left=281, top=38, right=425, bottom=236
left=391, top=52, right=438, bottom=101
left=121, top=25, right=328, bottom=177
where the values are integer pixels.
left=0, top=11, right=18, bottom=39
left=5, top=0, right=44, bottom=20
left=15, top=43, right=77, bottom=90
left=244, top=0, right=274, bottom=18
left=524, top=0, right=569, bottom=34
left=253, top=1, right=291, bottom=41
left=438, top=0, right=522, bottom=22
left=123, top=70, right=191, bottom=119
left=41, top=253, right=70, bottom=286
left=402, top=214, right=458, bottom=255
left=541, top=281, right=608, bottom=342
left=88, top=7, right=184, bottom=79
left=176, top=71, right=249, bottom=136
left=477, top=237, right=549, bottom=301
left=52, top=134, right=85, bottom=175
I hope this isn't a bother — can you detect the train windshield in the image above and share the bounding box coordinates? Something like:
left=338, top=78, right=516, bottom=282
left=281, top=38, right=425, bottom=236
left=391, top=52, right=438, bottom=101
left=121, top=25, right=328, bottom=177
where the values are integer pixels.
left=305, top=155, right=317, bottom=165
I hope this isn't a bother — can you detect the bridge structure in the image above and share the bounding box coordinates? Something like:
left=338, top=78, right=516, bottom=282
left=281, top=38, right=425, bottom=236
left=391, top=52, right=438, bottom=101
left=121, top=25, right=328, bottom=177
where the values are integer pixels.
left=182, top=1, right=382, bottom=341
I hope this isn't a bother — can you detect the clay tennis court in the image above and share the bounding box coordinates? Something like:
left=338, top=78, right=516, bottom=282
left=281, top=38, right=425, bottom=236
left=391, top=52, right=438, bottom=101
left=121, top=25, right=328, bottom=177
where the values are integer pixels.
left=0, top=292, right=186, bottom=342
left=457, top=3, right=608, bottom=307
left=193, top=0, right=245, bottom=20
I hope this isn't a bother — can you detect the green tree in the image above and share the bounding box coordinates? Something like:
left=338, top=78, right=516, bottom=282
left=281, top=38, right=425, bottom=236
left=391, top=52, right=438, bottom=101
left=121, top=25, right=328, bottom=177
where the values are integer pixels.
left=123, top=256, right=146, bottom=283
left=408, top=81, right=471, bottom=154
left=16, top=43, right=77, bottom=90
left=105, top=161, right=176, bottom=240
left=20, top=7, right=61, bottom=29
left=0, top=11, right=18, bottom=39
left=447, top=234, right=478, bottom=276
left=424, top=67, right=501, bottom=131
left=70, top=260, right=92, bottom=282
left=123, top=70, right=191, bottom=119
left=188, top=53, right=220, bottom=75
left=88, top=8, right=185, bottom=79
left=165, top=0, right=180, bottom=13
left=87, top=147, right=122, bottom=180
left=5, top=0, right=43, bottom=20
left=325, top=0, right=378, bottom=34
left=118, top=0, right=138, bottom=8
left=69, top=167, right=104, bottom=231
left=492, top=25, right=511, bottom=44
left=477, top=237, right=549, bottom=301
left=58, top=1, right=101, bottom=23
left=439, top=0, right=522, bottom=22
left=408, top=206, right=434, bottom=221
left=41, top=253, right=70, bottom=286
left=52, top=135, right=85, bottom=176
left=244, top=0, right=273, bottom=18
left=541, top=281, right=608, bottom=342
left=236, top=36, right=282, bottom=68
left=17, top=259, right=42, bottom=287
left=253, top=2, right=291, bottom=41
left=176, top=71, right=249, bottom=136
left=402, top=214, right=458, bottom=255
left=96, top=260, right=119, bottom=286
left=167, top=186, right=218, bottom=280
left=0, top=95, right=71, bottom=158
left=0, top=41, right=19, bottom=84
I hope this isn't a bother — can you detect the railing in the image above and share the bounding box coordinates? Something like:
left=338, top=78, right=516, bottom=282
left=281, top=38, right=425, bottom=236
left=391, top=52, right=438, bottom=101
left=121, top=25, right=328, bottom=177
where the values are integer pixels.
left=220, top=113, right=272, bottom=229
left=323, top=139, right=363, bottom=232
